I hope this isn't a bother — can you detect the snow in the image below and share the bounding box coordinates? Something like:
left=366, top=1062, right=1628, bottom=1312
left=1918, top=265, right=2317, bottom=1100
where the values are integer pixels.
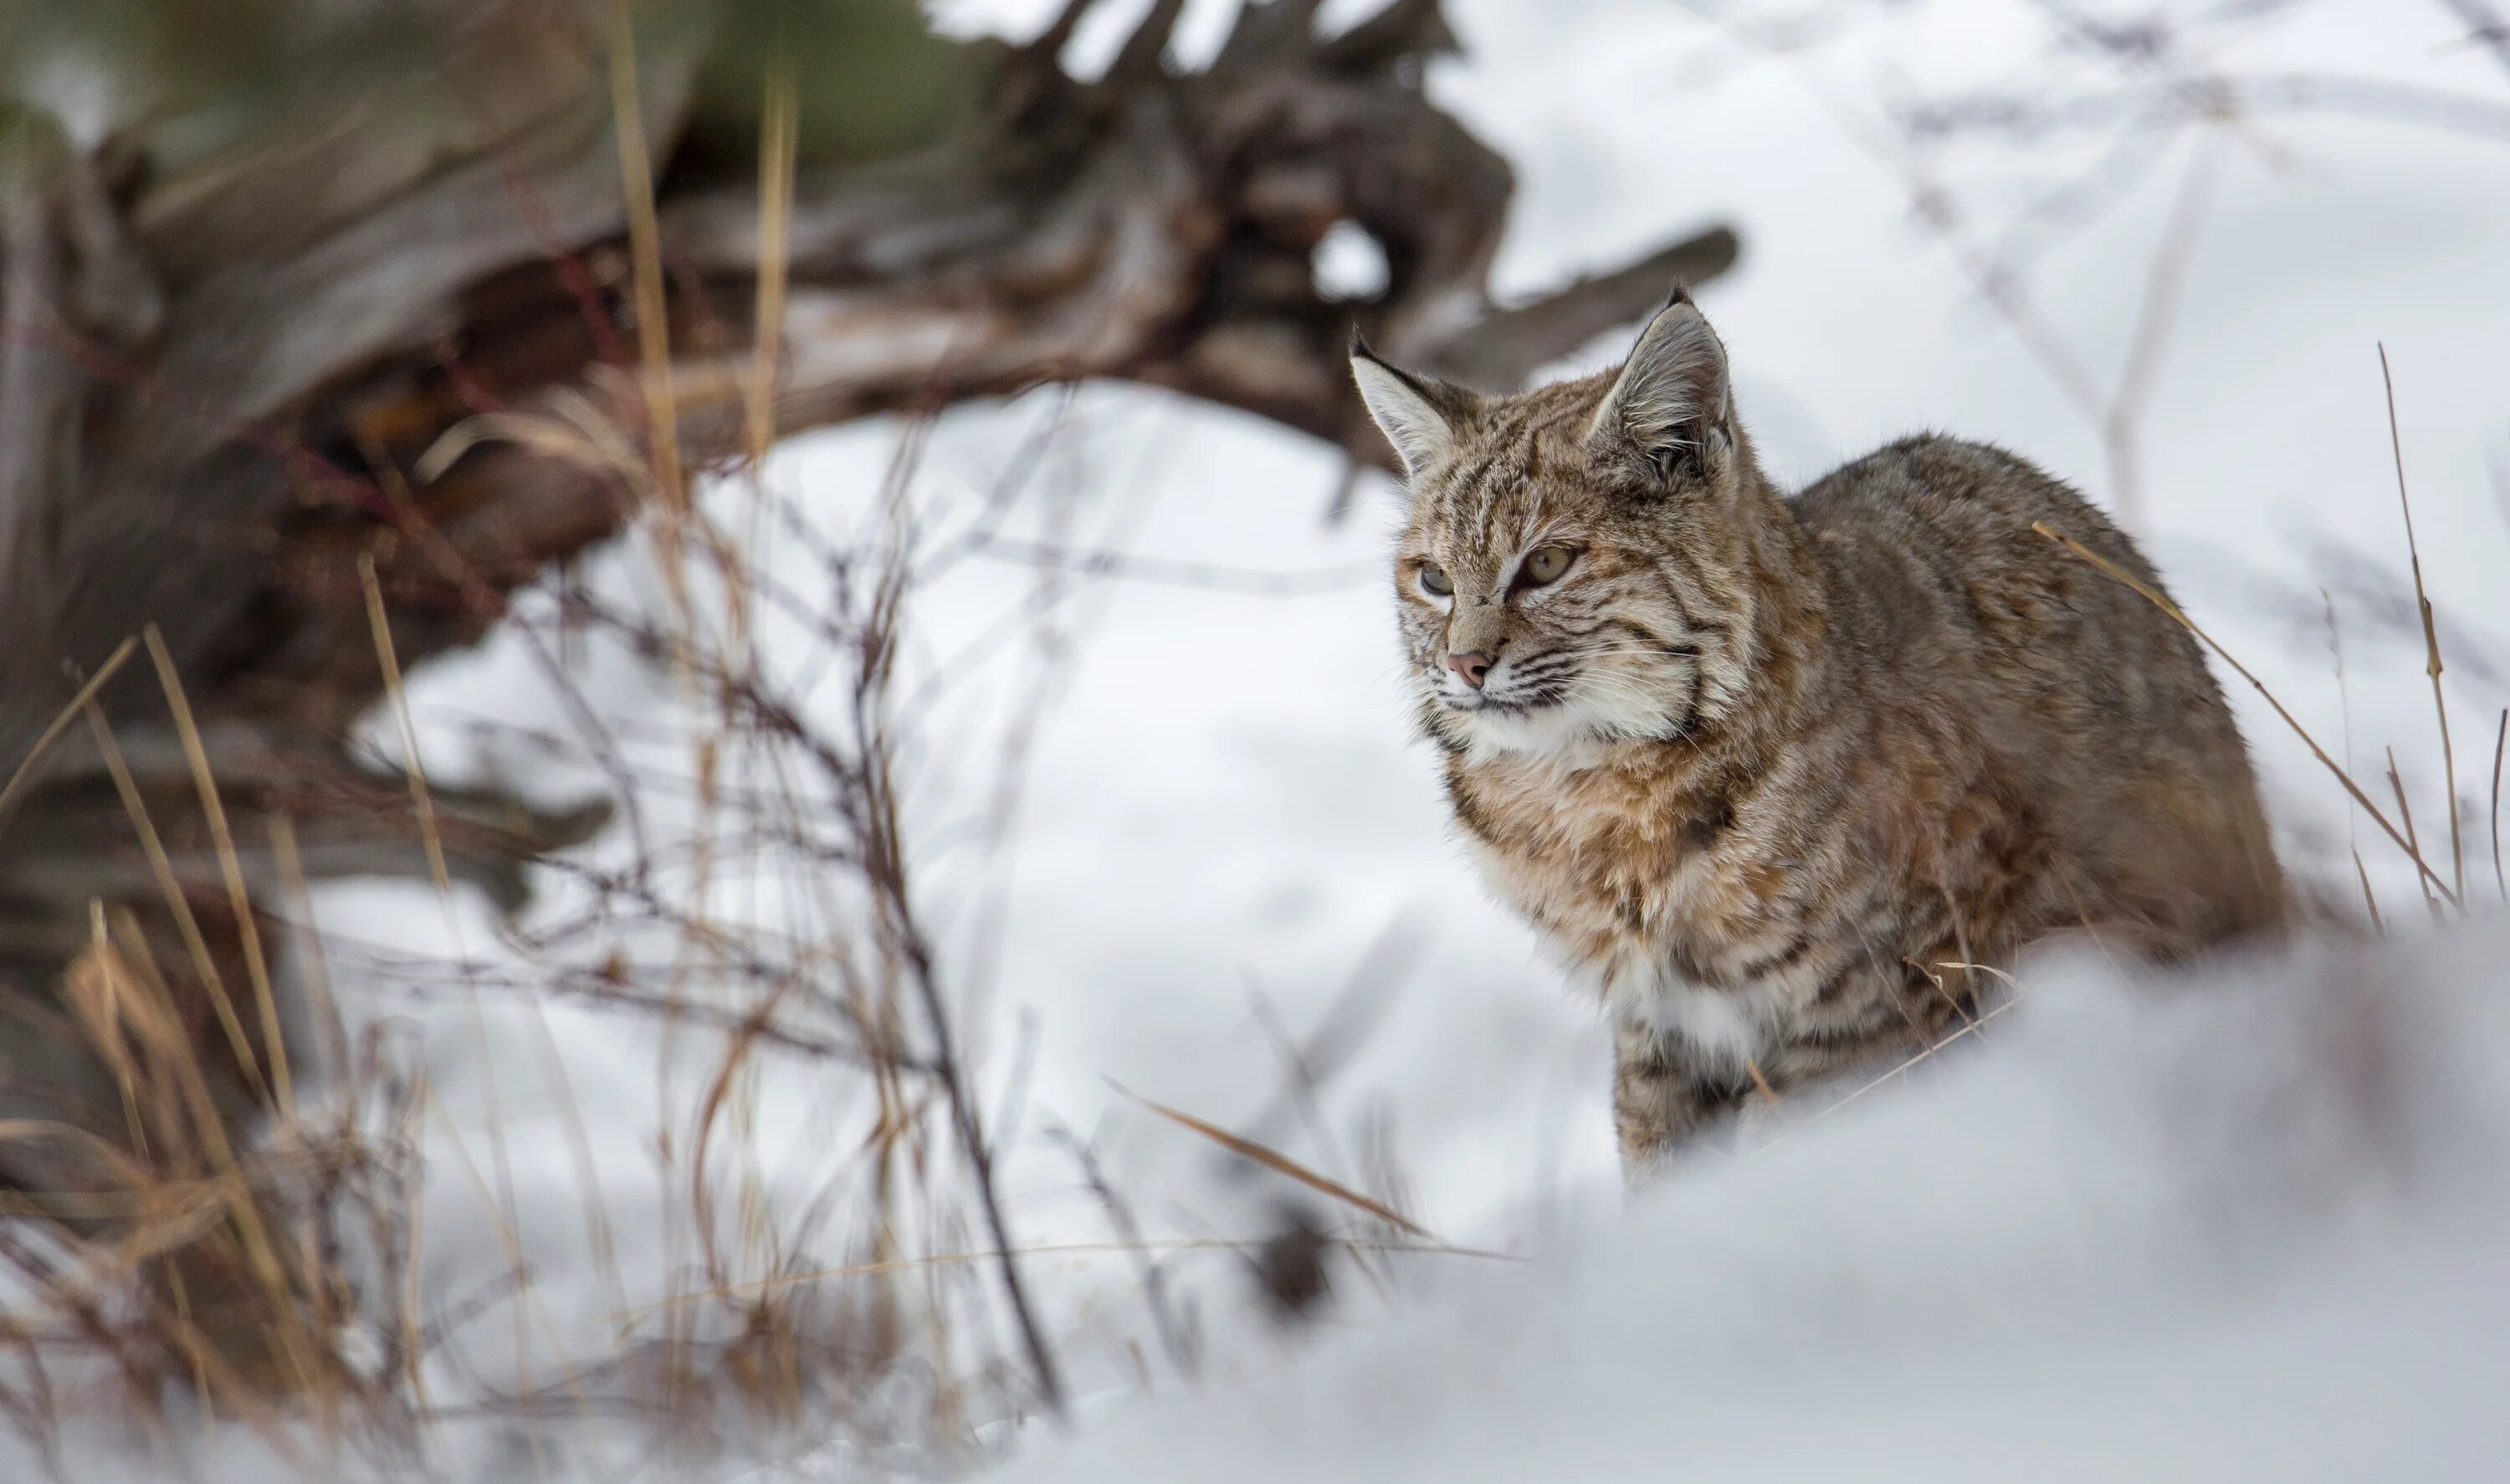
left=992, top=924, right=2510, bottom=1483
left=14, top=0, right=2510, bottom=1477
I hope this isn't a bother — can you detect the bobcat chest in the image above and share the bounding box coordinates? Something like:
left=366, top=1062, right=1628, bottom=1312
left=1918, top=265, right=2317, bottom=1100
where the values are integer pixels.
left=1447, top=750, right=1811, bottom=1056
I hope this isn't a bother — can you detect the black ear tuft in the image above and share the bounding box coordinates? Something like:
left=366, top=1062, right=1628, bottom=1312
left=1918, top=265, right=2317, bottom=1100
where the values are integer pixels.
left=1350, top=345, right=1478, bottom=481
left=1662, top=282, right=1695, bottom=312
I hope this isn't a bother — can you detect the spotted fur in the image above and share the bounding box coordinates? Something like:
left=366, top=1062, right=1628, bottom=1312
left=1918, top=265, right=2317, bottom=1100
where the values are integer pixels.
left=1354, top=292, right=2286, bottom=1176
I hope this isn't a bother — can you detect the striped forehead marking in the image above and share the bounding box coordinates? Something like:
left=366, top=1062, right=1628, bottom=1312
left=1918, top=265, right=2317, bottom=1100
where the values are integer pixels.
left=1417, top=388, right=1608, bottom=571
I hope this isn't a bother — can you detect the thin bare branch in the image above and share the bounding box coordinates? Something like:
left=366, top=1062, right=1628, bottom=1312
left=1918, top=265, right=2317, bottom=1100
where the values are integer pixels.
left=2436, top=0, right=2510, bottom=84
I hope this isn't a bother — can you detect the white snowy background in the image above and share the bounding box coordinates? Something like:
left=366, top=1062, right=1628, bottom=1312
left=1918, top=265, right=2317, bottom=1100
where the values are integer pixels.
left=23, top=0, right=2510, bottom=1478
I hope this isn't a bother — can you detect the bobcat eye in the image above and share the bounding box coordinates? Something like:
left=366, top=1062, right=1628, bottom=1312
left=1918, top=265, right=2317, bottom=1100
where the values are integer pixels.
left=1417, top=562, right=1453, bottom=597
left=1518, top=545, right=1575, bottom=588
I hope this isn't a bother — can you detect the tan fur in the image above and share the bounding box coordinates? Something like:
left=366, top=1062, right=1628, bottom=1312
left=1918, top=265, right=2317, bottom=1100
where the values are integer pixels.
left=1353, top=294, right=2285, bottom=1177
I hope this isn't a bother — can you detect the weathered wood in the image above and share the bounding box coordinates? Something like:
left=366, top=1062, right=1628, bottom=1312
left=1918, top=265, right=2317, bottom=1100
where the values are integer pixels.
left=0, top=0, right=1736, bottom=1380
left=18, top=0, right=1734, bottom=751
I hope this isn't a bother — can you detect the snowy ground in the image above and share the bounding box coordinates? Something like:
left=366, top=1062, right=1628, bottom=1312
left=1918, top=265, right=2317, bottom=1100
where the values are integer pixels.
left=16, top=0, right=2510, bottom=1477
left=993, top=923, right=2510, bottom=1483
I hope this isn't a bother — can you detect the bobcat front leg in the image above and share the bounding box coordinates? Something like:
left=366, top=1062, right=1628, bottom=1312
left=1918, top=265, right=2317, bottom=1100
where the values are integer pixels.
left=1611, top=1022, right=1750, bottom=1181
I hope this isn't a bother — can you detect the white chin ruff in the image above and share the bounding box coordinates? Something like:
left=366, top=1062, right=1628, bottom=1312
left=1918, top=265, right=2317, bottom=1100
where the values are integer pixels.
left=1443, top=676, right=1684, bottom=761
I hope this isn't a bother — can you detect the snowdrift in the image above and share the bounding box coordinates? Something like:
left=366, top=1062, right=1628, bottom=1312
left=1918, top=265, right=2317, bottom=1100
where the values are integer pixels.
left=994, top=922, right=2510, bottom=1483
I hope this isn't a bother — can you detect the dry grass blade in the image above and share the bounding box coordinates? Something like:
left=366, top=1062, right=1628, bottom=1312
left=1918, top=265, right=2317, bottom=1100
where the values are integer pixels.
left=2380, top=344, right=2462, bottom=899
left=1930, top=960, right=2023, bottom=994
left=356, top=560, right=454, bottom=898
left=607, top=0, right=693, bottom=634
left=1795, top=995, right=2028, bottom=1132
left=2490, top=708, right=2507, bottom=904
left=74, top=909, right=327, bottom=1406
left=0, top=635, right=136, bottom=827
left=2032, top=520, right=2462, bottom=909
left=2388, top=746, right=2442, bottom=924
left=1110, top=1082, right=1436, bottom=1241
left=79, top=704, right=267, bottom=1103
left=141, top=627, right=295, bottom=1117
left=745, top=59, right=796, bottom=474
left=2354, top=848, right=2386, bottom=934
left=1744, top=1060, right=1780, bottom=1102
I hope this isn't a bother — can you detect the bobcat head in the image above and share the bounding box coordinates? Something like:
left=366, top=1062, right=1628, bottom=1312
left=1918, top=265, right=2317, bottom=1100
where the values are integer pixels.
left=1352, top=291, right=1775, bottom=760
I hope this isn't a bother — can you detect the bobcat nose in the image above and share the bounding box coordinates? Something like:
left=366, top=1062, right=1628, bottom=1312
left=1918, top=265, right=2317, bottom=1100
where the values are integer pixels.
left=1447, top=651, right=1494, bottom=688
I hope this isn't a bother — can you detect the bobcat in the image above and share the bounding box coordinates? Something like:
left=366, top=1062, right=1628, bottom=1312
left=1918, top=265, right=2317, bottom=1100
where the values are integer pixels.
left=1351, top=289, right=2285, bottom=1175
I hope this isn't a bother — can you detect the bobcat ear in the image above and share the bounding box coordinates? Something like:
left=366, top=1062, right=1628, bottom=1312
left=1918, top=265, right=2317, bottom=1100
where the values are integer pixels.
left=1586, top=289, right=1731, bottom=480
left=1350, top=337, right=1476, bottom=483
